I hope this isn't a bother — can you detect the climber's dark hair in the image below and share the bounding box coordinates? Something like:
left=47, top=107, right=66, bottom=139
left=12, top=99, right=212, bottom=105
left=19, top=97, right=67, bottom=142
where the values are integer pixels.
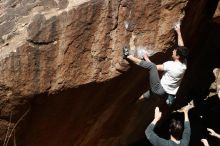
left=169, top=119, right=183, bottom=140
left=176, top=46, right=189, bottom=60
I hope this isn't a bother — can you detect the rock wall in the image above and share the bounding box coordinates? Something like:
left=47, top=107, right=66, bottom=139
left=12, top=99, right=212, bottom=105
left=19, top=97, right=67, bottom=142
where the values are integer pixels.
left=0, top=0, right=219, bottom=146
left=0, top=0, right=188, bottom=96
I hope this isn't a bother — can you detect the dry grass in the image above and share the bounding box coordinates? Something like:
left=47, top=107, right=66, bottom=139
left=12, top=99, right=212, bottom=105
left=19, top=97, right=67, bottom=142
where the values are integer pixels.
left=3, top=108, right=30, bottom=146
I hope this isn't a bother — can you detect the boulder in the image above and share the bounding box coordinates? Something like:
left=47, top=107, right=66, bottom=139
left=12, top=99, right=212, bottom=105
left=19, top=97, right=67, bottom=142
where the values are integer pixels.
left=0, top=0, right=219, bottom=146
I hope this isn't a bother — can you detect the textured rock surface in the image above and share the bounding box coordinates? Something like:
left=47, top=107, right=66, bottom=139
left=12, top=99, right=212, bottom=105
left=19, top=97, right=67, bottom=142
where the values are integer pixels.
left=214, top=1, right=220, bottom=20
left=0, top=0, right=189, bottom=93
left=0, top=0, right=219, bottom=146
left=208, top=68, right=220, bottom=98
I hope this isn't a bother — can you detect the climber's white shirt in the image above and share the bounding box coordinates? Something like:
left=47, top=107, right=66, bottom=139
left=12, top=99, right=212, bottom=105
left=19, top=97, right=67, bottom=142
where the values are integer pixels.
left=160, top=61, right=187, bottom=95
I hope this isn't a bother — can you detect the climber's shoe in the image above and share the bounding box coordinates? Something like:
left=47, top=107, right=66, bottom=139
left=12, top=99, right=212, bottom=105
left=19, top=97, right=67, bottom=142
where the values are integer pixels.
left=123, top=46, right=130, bottom=59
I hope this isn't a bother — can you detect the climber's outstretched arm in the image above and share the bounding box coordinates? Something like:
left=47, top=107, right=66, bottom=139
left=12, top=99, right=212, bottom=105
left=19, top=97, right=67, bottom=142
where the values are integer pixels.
left=156, top=64, right=164, bottom=71
left=174, top=23, right=184, bottom=46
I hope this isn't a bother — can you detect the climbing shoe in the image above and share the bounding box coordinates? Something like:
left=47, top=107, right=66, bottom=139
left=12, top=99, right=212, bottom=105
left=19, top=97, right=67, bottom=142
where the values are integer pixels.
left=123, top=46, right=130, bottom=59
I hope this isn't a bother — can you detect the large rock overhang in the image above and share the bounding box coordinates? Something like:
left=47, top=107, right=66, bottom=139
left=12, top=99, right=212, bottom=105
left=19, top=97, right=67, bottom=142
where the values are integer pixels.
left=0, top=0, right=219, bottom=146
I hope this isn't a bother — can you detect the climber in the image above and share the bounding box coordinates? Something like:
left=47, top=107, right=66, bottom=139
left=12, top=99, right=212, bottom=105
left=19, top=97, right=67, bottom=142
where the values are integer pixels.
left=123, top=22, right=188, bottom=105
left=145, top=102, right=193, bottom=146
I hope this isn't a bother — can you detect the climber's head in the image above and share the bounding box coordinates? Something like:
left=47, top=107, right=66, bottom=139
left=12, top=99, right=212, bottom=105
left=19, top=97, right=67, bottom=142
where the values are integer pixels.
left=172, top=46, right=189, bottom=62
left=169, top=119, right=183, bottom=140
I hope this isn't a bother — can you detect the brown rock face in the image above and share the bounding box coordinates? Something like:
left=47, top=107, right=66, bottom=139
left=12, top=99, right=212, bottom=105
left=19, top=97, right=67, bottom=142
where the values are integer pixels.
left=0, top=0, right=219, bottom=146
